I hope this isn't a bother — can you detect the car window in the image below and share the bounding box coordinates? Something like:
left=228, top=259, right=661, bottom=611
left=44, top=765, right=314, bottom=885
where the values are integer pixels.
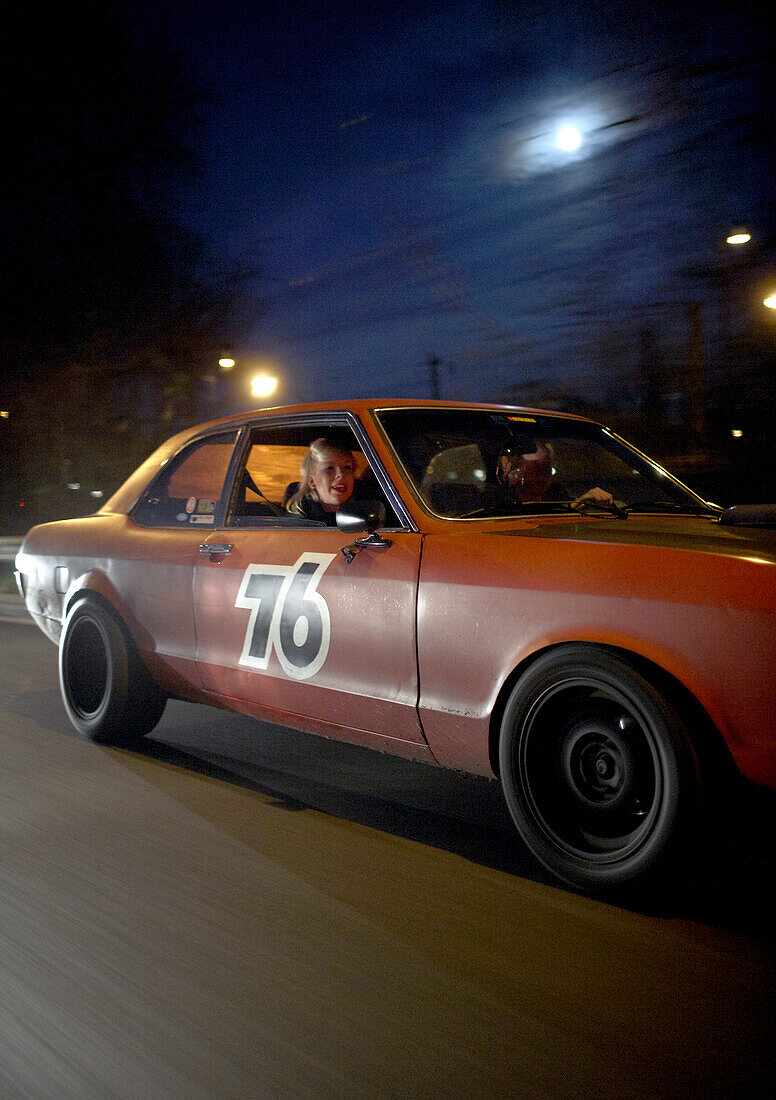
left=227, top=422, right=399, bottom=527
left=546, top=437, right=659, bottom=505
left=239, top=440, right=368, bottom=518
left=131, top=431, right=239, bottom=527
left=377, top=408, right=712, bottom=519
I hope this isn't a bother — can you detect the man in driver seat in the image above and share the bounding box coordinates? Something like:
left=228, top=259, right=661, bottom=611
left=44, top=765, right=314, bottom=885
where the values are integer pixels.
left=497, top=439, right=614, bottom=507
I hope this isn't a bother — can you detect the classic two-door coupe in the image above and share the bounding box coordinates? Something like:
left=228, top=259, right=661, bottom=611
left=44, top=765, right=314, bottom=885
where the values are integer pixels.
left=15, top=399, right=776, bottom=891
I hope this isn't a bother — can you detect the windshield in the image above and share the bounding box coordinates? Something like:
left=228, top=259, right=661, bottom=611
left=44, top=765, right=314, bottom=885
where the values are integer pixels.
left=376, top=408, right=715, bottom=520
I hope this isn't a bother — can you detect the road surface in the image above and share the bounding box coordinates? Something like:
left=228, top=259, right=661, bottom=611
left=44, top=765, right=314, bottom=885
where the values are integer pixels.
left=1, top=618, right=775, bottom=1098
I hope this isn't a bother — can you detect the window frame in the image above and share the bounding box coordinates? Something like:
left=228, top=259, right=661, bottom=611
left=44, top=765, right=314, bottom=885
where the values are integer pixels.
left=371, top=404, right=716, bottom=522
left=129, top=428, right=243, bottom=529
left=221, top=411, right=417, bottom=531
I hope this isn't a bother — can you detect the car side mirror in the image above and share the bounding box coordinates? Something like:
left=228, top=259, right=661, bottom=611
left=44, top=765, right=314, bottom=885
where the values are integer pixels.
left=336, top=500, right=392, bottom=562
left=336, top=499, right=386, bottom=534
left=718, top=503, right=776, bottom=528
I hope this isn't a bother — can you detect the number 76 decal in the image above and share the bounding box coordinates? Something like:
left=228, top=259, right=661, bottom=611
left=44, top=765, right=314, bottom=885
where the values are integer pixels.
left=235, top=553, right=336, bottom=680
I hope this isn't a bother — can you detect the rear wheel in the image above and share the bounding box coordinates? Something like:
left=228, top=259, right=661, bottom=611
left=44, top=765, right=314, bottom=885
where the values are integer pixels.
left=499, top=646, right=701, bottom=892
left=59, top=598, right=167, bottom=744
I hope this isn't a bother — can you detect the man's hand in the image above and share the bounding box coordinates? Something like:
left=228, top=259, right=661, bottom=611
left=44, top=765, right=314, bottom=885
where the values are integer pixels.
left=574, top=486, right=614, bottom=506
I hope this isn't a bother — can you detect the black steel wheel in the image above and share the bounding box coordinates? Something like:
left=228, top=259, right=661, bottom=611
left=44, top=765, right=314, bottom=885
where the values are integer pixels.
left=59, top=598, right=167, bottom=744
left=499, top=645, right=700, bottom=891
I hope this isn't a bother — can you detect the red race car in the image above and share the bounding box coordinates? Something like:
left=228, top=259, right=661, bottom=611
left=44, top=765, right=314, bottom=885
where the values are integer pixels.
left=15, top=400, right=776, bottom=891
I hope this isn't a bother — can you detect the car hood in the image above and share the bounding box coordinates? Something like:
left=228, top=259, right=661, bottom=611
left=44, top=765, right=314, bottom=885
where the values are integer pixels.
left=486, top=513, right=776, bottom=563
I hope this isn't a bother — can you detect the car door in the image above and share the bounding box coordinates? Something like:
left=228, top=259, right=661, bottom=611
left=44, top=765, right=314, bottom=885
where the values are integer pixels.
left=195, top=527, right=424, bottom=743
left=193, top=418, right=425, bottom=746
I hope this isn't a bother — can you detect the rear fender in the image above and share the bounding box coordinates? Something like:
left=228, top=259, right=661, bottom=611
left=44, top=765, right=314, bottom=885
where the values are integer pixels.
left=64, top=571, right=151, bottom=652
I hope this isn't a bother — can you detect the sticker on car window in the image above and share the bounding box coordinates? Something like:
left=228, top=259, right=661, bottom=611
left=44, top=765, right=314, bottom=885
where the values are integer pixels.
left=235, top=553, right=336, bottom=680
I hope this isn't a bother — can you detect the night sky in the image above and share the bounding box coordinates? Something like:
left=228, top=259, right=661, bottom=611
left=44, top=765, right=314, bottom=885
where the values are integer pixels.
left=124, top=1, right=773, bottom=404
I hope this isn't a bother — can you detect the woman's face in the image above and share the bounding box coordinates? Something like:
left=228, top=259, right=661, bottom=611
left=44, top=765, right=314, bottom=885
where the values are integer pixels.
left=308, top=448, right=355, bottom=510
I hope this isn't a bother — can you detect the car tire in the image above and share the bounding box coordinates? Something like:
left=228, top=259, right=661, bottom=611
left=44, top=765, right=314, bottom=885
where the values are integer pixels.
left=499, top=645, right=701, bottom=892
left=59, top=598, right=167, bottom=744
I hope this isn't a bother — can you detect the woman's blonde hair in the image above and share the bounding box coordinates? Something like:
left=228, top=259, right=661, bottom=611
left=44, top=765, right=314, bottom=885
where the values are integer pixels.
left=286, top=437, right=355, bottom=512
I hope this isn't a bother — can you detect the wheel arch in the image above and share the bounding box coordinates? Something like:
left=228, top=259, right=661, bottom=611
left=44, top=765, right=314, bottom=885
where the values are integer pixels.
left=59, top=585, right=168, bottom=742
left=487, top=641, right=737, bottom=787
left=63, top=572, right=140, bottom=642
left=62, top=575, right=158, bottom=673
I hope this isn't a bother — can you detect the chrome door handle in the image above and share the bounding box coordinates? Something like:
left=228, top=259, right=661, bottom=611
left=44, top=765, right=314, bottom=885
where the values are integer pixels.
left=199, top=543, right=233, bottom=554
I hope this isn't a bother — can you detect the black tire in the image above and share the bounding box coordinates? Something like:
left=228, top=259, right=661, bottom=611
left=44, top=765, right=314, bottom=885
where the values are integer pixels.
left=59, top=598, right=167, bottom=744
left=499, top=645, right=701, bottom=892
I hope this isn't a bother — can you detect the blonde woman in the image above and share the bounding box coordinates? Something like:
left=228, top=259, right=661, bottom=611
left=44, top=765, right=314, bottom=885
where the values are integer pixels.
left=286, top=437, right=356, bottom=525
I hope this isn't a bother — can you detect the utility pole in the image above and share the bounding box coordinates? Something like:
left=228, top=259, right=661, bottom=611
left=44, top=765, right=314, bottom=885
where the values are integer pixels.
left=686, top=301, right=708, bottom=442
left=427, top=354, right=441, bottom=399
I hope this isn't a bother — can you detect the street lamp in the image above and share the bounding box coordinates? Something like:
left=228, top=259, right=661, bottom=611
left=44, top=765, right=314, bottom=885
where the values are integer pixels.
left=218, top=357, right=236, bottom=369
left=726, top=231, right=751, bottom=246
left=250, top=373, right=278, bottom=399
left=764, top=293, right=776, bottom=310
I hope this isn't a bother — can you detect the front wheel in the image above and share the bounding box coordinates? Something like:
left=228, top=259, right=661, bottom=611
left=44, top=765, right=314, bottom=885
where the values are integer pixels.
left=499, top=646, right=701, bottom=892
left=59, top=598, right=167, bottom=744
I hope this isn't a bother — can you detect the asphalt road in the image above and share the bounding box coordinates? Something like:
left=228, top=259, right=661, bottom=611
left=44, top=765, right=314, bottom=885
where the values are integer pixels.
left=1, top=617, right=775, bottom=1099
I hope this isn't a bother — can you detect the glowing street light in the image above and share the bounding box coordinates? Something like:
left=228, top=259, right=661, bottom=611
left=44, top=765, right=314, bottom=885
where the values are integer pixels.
left=725, top=231, right=751, bottom=246
left=764, top=293, right=776, bottom=310
left=218, top=357, right=236, bottom=369
left=250, top=373, right=278, bottom=399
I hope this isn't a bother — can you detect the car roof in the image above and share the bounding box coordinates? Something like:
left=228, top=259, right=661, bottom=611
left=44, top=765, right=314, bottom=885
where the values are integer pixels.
left=188, top=397, right=599, bottom=434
